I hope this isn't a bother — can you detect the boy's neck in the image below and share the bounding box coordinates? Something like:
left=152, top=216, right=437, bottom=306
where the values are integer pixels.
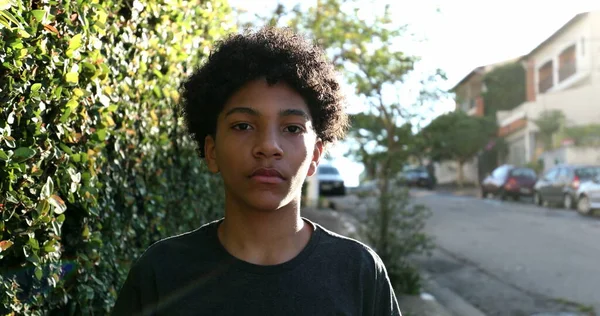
left=217, top=198, right=313, bottom=266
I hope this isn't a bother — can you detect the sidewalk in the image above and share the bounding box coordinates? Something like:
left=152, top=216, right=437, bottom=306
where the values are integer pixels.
left=434, top=183, right=480, bottom=198
left=302, top=206, right=483, bottom=316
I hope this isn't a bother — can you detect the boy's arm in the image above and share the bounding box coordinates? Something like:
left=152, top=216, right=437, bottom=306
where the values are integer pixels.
left=372, top=254, right=402, bottom=316
left=111, top=261, right=158, bottom=316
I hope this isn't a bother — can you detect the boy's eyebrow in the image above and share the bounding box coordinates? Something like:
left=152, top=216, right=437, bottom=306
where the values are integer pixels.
left=280, top=109, right=310, bottom=120
left=224, top=107, right=259, bottom=117
left=225, top=107, right=310, bottom=120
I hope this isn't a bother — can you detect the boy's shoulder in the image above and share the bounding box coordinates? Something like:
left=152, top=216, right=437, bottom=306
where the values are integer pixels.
left=133, top=220, right=221, bottom=269
left=312, top=222, right=385, bottom=271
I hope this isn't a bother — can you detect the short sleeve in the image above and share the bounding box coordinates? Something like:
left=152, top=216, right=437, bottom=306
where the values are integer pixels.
left=372, top=254, right=402, bottom=316
left=111, top=259, right=158, bottom=316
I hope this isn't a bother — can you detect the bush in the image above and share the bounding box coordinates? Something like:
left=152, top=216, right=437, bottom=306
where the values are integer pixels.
left=0, top=0, right=234, bottom=314
left=363, top=185, right=434, bottom=295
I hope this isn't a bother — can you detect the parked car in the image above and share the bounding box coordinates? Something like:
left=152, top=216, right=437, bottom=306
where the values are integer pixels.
left=576, top=175, right=600, bottom=215
left=317, top=164, right=346, bottom=196
left=398, top=166, right=435, bottom=190
left=533, top=164, right=600, bottom=209
left=481, top=165, right=537, bottom=200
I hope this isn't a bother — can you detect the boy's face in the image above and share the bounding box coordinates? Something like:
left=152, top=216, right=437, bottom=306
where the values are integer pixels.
left=204, top=79, right=323, bottom=211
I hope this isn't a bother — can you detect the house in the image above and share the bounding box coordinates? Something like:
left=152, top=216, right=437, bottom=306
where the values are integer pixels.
left=433, top=59, right=517, bottom=185
left=497, top=11, right=600, bottom=169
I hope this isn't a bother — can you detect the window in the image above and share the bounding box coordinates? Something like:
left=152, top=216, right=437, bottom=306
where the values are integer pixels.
left=575, top=167, right=600, bottom=180
left=538, top=61, right=553, bottom=93
left=544, top=169, right=559, bottom=181
left=558, top=45, right=576, bottom=82
left=557, top=167, right=569, bottom=180
left=318, top=166, right=339, bottom=175
left=510, top=168, right=537, bottom=179
left=492, top=166, right=509, bottom=179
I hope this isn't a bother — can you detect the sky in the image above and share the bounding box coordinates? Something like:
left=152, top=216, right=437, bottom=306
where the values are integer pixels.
left=228, top=0, right=600, bottom=187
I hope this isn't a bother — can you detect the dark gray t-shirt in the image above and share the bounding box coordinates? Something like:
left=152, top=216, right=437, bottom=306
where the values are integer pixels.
left=112, top=219, right=401, bottom=316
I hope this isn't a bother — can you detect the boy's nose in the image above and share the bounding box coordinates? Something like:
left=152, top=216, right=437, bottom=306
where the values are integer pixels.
left=253, top=130, right=283, bottom=159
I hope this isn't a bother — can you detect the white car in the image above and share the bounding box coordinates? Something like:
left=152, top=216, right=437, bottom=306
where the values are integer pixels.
left=576, top=175, right=600, bottom=215
left=317, top=164, right=346, bottom=196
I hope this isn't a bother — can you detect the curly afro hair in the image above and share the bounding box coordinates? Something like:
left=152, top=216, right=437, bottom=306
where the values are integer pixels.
left=180, top=27, right=349, bottom=157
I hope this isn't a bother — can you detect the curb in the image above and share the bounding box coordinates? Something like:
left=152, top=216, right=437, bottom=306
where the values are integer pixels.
left=420, top=271, right=487, bottom=316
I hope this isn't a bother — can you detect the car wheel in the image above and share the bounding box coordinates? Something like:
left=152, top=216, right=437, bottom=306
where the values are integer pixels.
left=499, top=189, right=507, bottom=201
left=563, top=194, right=574, bottom=210
left=534, top=191, right=543, bottom=206
left=577, top=195, right=592, bottom=215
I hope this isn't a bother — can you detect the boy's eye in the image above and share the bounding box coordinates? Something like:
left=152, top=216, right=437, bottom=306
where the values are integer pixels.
left=232, top=123, right=252, bottom=131
left=284, top=125, right=304, bottom=134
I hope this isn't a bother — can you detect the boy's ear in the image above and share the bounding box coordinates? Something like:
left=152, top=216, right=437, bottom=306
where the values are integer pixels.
left=204, top=135, right=219, bottom=174
left=307, top=140, right=324, bottom=177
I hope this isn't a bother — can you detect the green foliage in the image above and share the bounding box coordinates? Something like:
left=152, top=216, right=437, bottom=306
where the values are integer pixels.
left=0, top=0, right=233, bottom=313
left=481, top=62, right=526, bottom=117
left=422, top=111, right=496, bottom=185
left=559, top=124, right=600, bottom=147
left=423, top=111, right=496, bottom=164
left=533, top=110, right=566, bottom=150
left=363, top=186, right=434, bottom=295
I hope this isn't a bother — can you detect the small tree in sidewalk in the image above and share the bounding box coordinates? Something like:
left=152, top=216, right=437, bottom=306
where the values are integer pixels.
left=363, top=186, right=434, bottom=294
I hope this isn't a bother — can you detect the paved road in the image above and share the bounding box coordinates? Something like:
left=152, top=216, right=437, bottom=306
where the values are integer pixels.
left=412, top=191, right=600, bottom=316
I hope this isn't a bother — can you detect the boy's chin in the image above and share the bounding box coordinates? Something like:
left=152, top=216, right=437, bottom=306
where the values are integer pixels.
left=246, top=193, right=299, bottom=212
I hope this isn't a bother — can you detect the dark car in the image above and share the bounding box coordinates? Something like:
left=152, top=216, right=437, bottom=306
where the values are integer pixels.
left=317, top=164, right=346, bottom=196
left=399, top=166, right=435, bottom=189
left=533, top=164, right=600, bottom=209
left=481, top=165, right=537, bottom=200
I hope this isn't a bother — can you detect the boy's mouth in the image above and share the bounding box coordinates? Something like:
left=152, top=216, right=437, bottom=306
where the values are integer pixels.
left=250, top=168, right=286, bottom=184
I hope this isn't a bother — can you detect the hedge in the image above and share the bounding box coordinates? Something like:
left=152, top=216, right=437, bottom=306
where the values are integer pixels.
left=0, top=0, right=234, bottom=314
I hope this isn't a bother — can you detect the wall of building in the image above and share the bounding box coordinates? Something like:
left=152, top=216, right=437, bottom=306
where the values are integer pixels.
left=434, top=158, right=479, bottom=185
left=540, top=146, right=600, bottom=172
left=531, top=14, right=594, bottom=96
left=590, top=11, right=600, bottom=83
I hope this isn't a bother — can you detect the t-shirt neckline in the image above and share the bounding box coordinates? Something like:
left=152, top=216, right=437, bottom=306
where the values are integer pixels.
left=210, top=217, right=322, bottom=275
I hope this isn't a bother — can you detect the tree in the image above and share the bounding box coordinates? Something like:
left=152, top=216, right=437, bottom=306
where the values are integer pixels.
left=253, top=0, right=441, bottom=293
left=533, top=109, right=566, bottom=150
left=422, top=111, right=496, bottom=186
left=482, top=62, right=526, bottom=117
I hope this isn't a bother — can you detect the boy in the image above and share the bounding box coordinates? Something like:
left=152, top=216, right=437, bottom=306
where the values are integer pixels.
left=112, top=27, right=401, bottom=316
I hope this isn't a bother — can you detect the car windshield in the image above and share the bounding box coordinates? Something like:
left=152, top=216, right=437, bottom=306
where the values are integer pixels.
left=575, top=167, right=600, bottom=179
left=510, top=168, right=537, bottom=178
left=318, top=166, right=339, bottom=175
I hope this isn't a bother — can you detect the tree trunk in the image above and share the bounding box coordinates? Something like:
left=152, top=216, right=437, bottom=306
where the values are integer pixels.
left=457, top=160, right=465, bottom=188
left=377, top=157, right=392, bottom=263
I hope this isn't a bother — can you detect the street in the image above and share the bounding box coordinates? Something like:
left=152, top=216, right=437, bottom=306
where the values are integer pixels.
left=412, top=191, right=600, bottom=316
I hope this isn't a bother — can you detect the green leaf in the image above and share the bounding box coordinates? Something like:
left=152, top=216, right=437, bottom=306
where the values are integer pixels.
left=34, top=267, right=43, bottom=280
left=28, top=238, right=39, bottom=250
left=12, top=147, right=36, bottom=162
left=0, top=9, right=20, bottom=26
left=68, top=34, right=83, bottom=50
left=31, top=83, right=42, bottom=92
left=49, top=195, right=66, bottom=214
left=65, top=72, right=79, bottom=84
left=41, top=177, right=54, bottom=199
left=96, top=129, right=107, bottom=141
left=31, top=9, right=46, bottom=22
left=0, top=150, right=8, bottom=161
